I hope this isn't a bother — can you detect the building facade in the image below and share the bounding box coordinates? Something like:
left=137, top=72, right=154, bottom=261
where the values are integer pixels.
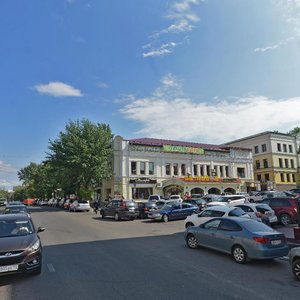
left=226, top=132, right=300, bottom=191
left=98, top=136, right=254, bottom=200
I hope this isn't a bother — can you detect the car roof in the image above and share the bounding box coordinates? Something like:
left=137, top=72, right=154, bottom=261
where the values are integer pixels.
left=204, top=205, right=237, bottom=212
left=211, top=216, right=256, bottom=224
left=6, top=204, right=26, bottom=208
left=0, top=213, right=31, bottom=221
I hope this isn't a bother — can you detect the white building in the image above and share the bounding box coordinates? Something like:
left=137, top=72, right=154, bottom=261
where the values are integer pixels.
left=98, top=136, right=254, bottom=200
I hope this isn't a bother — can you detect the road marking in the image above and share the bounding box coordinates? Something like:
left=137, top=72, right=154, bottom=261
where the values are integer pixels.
left=47, top=264, right=56, bottom=273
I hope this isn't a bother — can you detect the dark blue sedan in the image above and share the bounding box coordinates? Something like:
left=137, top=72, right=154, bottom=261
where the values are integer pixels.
left=185, top=217, right=289, bottom=263
left=148, top=202, right=199, bottom=222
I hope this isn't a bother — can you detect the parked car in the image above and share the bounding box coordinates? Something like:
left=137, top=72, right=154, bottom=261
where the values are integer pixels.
left=6, top=201, right=23, bottom=206
left=183, top=198, right=207, bottom=211
left=4, top=204, right=30, bottom=217
left=169, top=195, right=183, bottom=202
left=261, top=197, right=299, bottom=225
left=100, top=199, right=138, bottom=221
left=289, top=247, right=300, bottom=281
left=185, top=217, right=289, bottom=263
left=0, top=214, right=45, bottom=275
left=248, top=191, right=288, bottom=203
left=207, top=195, right=246, bottom=207
left=23, top=198, right=34, bottom=206
left=235, top=203, right=278, bottom=226
left=148, top=195, right=164, bottom=202
left=39, top=199, right=48, bottom=206
left=69, top=200, right=91, bottom=212
left=148, top=202, right=199, bottom=222
left=64, top=199, right=74, bottom=210
left=0, top=198, right=7, bottom=206
left=185, top=206, right=249, bottom=228
left=137, top=201, right=158, bottom=219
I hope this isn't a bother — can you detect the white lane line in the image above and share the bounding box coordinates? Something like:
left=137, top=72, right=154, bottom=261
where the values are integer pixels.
left=47, top=263, right=56, bottom=273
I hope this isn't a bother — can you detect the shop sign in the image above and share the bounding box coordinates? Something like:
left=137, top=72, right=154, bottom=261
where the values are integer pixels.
left=183, top=176, right=241, bottom=183
left=129, top=145, right=161, bottom=152
left=163, top=145, right=204, bottom=155
left=129, top=178, right=157, bottom=184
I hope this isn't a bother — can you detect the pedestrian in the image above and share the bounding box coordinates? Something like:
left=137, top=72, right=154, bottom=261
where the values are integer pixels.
left=93, top=200, right=99, bottom=214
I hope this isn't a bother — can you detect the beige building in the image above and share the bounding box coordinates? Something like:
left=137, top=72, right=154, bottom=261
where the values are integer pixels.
left=96, top=136, right=254, bottom=201
left=226, top=131, right=300, bottom=191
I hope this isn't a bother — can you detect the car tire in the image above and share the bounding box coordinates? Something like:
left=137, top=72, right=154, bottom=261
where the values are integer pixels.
left=185, top=222, right=194, bottom=229
left=162, top=214, right=169, bottom=223
left=292, top=259, right=300, bottom=281
left=186, top=234, right=198, bottom=249
left=232, top=245, right=247, bottom=264
left=100, top=211, right=105, bottom=218
left=114, top=213, right=120, bottom=221
left=280, top=213, right=292, bottom=225
left=249, top=199, right=254, bottom=203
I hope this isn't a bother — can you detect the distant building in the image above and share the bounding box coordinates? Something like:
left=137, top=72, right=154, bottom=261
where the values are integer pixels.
left=97, top=136, right=254, bottom=200
left=226, top=131, right=300, bottom=191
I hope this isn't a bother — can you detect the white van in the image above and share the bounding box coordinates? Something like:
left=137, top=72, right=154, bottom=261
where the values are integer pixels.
left=207, top=195, right=246, bottom=207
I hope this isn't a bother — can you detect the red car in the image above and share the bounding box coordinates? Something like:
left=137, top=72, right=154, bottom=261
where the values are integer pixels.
left=262, top=197, right=299, bottom=225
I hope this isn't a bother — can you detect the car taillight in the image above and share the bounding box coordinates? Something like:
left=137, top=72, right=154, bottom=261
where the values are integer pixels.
left=294, top=207, right=298, bottom=213
left=253, top=237, right=270, bottom=244
left=144, top=208, right=149, bottom=212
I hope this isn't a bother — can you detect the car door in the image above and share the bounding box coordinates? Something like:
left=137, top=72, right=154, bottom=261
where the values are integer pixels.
left=197, top=219, right=222, bottom=248
left=169, top=204, right=182, bottom=220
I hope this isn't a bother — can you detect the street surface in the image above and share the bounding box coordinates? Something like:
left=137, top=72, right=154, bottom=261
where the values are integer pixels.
left=0, top=206, right=300, bottom=300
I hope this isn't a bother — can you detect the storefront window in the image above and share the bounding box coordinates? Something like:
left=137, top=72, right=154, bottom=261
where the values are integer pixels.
left=132, top=188, right=153, bottom=200
left=237, top=168, right=245, bottom=178
left=173, top=163, right=178, bottom=176
left=149, top=162, right=154, bottom=175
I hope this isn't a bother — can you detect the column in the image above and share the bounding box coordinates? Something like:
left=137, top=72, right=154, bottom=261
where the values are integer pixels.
left=178, top=164, right=182, bottom=176
left=197, top=165, right=201, bottom=177
left=136, top=161, right=140, bottom=175
left=222, top=166, right=226, bottom=178
left=203, top=165, right=207, bottom=176
left=145, top=162, right=149, bottom=176
left=217, top=165, right=221, bottom=177
left=170, top=163, right=174, bottom=176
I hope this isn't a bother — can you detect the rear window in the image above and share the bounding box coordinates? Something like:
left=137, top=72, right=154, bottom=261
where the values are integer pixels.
left=256, top=204, right=271, bottom=214
left=149, top=196, right=159, bottom=200
left=78, top=200, right=89, bottom=204
left=228, top=208, right=246, bottom=217
left=242, top=220, right=274, bottom=232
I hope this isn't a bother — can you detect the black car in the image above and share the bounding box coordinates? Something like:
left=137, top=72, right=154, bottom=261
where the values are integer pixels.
left=137, top=202, right=158, bottom=219
left=100, top=199, right=139, bottom=221
left=0, top=214, right=45, bottom=276
left=183, top=198, right=207, bottom=211
left=4, top=204, right=30, bottom=216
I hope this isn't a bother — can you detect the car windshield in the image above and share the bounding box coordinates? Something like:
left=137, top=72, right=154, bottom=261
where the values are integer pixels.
left=160, top=204, right=173, bottom=210
left=0, top=220, right=34, bottom=237
left=242, top=220, right=274, bottom=233
left=228, top=208, right=246, bottom=217
left=5, top=208, right=27, bottom=214
left=78, top=200, right=89, bottom=204
left=215, top=197, right=229, bottom=203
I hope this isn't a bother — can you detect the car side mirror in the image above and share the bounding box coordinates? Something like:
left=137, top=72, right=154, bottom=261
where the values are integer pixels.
left=37, top=227, right=45, bottom=233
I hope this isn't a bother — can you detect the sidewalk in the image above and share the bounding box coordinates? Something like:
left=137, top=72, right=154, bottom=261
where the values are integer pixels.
left=275, top=224, right=300, bottom=248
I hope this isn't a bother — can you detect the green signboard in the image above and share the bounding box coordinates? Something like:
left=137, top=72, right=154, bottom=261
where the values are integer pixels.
left=163, top=144, right=204, bottom=155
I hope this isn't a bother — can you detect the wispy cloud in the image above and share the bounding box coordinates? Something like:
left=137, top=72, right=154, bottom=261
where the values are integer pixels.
left=34, top=82, right=83, bottom=97
left=120, top=74, right=300, bottom=143
left=142, top=0, right=202, bottom=58
left=255, top=0, right=300, bottom=53
left=0, top=161, right=17, bottom=173
left=97, top=82, right=109, bottom=89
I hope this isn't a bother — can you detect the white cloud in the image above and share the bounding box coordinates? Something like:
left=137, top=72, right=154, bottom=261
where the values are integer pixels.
left=0, top=178, right=20, bottom=189
left=97, top=82, right=109, bottom=89
left=0, top=161, right=17, bottom=173
left=120, top=75, right=300, bottom=144
left=142, top=0, right=202, bottom=57
left=34, top=82, right=83, bottom=97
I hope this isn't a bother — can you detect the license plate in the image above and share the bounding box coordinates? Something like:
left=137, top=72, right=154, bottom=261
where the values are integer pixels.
left=0, top=264, right=19, bottom=273
left=271, top=240, right=281, bottom=245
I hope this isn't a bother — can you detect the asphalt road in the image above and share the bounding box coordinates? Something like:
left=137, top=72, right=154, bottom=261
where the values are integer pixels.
left=0, top=206, right=300, bottom=300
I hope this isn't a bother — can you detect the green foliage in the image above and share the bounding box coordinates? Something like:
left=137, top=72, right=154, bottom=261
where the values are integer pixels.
left=287, top=127, right=300, bottom=136
left=0, top=189, right=8, bottom=199
left=12, top=186, right=29, bottom=201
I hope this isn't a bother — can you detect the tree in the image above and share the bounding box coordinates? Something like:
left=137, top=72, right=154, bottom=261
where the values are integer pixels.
left=46, top=119, right=113, bottom=198
left=287, top=127, right=300, bottom=136
left=0, top=189, right=8, bottom=199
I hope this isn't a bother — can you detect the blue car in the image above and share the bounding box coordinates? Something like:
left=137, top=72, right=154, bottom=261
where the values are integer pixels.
left=148, top=202, right=199, bottom=222
left=185, top=217, right=289, bottom=263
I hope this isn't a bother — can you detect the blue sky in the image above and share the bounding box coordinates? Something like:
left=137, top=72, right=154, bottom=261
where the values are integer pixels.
left=1, top=0, right=300, bottom=189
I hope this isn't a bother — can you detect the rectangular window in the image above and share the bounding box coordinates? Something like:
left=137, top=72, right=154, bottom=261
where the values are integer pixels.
left=225, top=166, right=229, bottom=177
left=181, top=164, right=186, bottom=176
left=140, top=162, right=145, bottom=175
left=285, top=159, right=289, bottom=168
left=292, top=174, right=296, bottom=182
left=237, top=167, right=245, bottom=178
left=255, top=160, right=260, bottom=169
left=193, top=164, right=198, bottom=176
left=289, top=145, right=293, bottom=153
left=165, top=163, right=171, bottom=176
left=262, top=144, right=267, bottom=152
left=257, top=174, right=262, bottom=181
left=265, top=174, right=270, bottom=181
left=280, top=173, right=285, bottom=182
left=254, top=146, right=259, bottom=154
left=286, top=174, right=290, bottom=182
left=277, top=143, right=281, bottom=152
left=149, top=162, right=154, bottom=175
left=207, top=165, right=211, bottom=176
left=279, top=158, right=283, bottom=168
left=263, top=159, right=268, bottom=168
left=291, top=159, right=294, bottom=168
left=131, top=161, right=137, bottom=175
left=173, top=163, right=178, bottom=176
left=283, top=144, right=287, bottom=152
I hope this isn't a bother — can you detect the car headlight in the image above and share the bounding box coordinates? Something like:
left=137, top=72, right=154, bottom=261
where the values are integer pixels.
left=28, top=239, right=40, bottom=252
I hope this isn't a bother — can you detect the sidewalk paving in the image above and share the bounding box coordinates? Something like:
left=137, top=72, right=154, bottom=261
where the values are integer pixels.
left=275, top=224, right=300, bottom=248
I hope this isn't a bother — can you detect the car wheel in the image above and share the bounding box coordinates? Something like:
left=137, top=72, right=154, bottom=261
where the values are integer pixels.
left=280, top=213, right=292, bottom=225
left=162, top=214, right=169, bottom=223
left=186, top=234, right=198, bottom=249
left=100, top=211, right=105, bottom=218
left=114, top=213, right=120, bottom=221
left=185, top=222, right=194, bottom=229
left=292, top=259, right=300, bottom=281
left=249, top=199, right=254, bottom=203
left=232, top=245, right=247, bottom=264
